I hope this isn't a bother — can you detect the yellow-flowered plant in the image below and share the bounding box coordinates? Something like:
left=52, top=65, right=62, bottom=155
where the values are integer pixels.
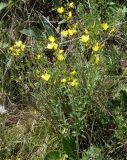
left=69, top=2, right=74, bottom=8
left=84, top=29, right=89, bottom=35
left=48, top=36, right=56, bottom=43
left=92, top=42, right=100, bottom=52
left=57, top=54, right=64, bottom=61
left=80, top=35, right=89, bottom=43
left=36, top=54, right=42, bottom=60
left=101, top=22, right=109, bottom=31
left=70, top=70, right=77, bottom=76
left=41, top=73, right=51, bottom=81
left=47, top=43, right=58, bottom=50
left=61, top=78, right=67, bottom=83
left=68, top=28, right=77, bottom=36
left=61, top=28, right=77, bottom=37
left=57, top=7, right=64, bottom=14
left=61, top=30, right=68, bottom=38
left=56, top=50, right=64, bottom=61
left=9, top=40, right=25, bottom=56
left=47, top=35, right=58, bottom=50
left=58, top=49, right=64, bottom=54
left=69, top=79, right=79, bottom=87
left=68, top=11, right=72, bottom=19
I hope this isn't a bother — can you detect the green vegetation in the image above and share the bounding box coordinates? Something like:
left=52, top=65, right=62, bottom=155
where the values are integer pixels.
left=0, top=0, right=127, bottom=159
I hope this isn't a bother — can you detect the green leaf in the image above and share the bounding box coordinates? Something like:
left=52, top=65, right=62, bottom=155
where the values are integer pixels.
left=82, top=146, right=103, bottom=160
left=0, top=2, right=7, bottom=11
left=44, top=151, right=61, bottom=160
left=52, top=0, right=61, bottom=7
left=62, top=137, right=77, bottom=160
left=20, top=29, right=36, bottom=37
left=0, top=42, right=9, bottom=48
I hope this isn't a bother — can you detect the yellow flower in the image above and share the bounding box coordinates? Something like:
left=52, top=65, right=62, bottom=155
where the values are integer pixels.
left=69, top=2, right=74, bottom=8
left=57, top=54, right=64, bottom=61
left=68, top=28, right=77, bottom=36
left=59, top=49, right=64, bottom=54
left=47, top=43, right=53, bottom=49
left=8, top=40, right=25, bottom=56
left=57, top=7, right=64, bottom=14
left=80, top=35, right=89, bottom=43
left=41, top=73, right=51, bottom=81
left=47, top=43, right=58, bottom=50
left=68, top=29, right=73, bottom=36
left=9, top=47, right=13, bottom=51
left=15, top=41, right=25, bottom=51
left=84, top=29, right=89, bottom=35
left=68, top=11, right=72, bottom=19
left=20, top=44, right=25, bottom=51
left=95, top=55, right=100, bottom=65
left=70, top=70, right=77, bottom=76
left=101, top=23, right=109, bottom=31
left=53, top=43, right=58, bottom=50
left=69, top=79, right=79, bottom=87
left=48, top=36, right=55, bottom=43
left=72, top=28, right=77, bottom=34
left=61, top=78, right=67, bottom=83
left=92, top=42, right=99, bottom=52
left=36, top=54, right=42, bottom=60
left=61, top=30, right=68, bottom=37
left=14, top=49, right=20, bottom=56
left=15, top=40, right=23, bottom=47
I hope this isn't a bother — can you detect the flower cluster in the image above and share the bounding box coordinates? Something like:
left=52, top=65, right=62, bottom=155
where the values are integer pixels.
left=60, top=70, right=79, bottom=87
left=41, top=73, right=51, bottom=81
left=47, top=36, right=58, bottom=50
left=35, top=2, right=116, bottom=86
left=61, top=28, right=77, bottom=38
left=47, top=35, right=65, bottom=62
left=57, top=2, right=75, bottom=20
left=101, top=22, right=109, bottom=31
left=79, top=22, right=111, bottom=65
left=57, top=2, right=77, bottom=40
left=39, top=36, right=66, bottom=82
left=9, top=41, right=25, bottom=56
left=40, top=70, right=79, bottom=88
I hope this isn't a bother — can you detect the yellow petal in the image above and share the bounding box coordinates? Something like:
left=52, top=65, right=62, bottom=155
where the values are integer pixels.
left=101, top=23, right=109, bottom=31
left=61, top=78, right=67, bottom=83
left=61, top=30, right=68, bottom=37
left=69, top=79, right=79, bottom=87
left=69, top=2, right=74, bottom=8
left=53, top=43, right=58, bottom=50
left=41, top=73, right=51, bottom=81
left=92, top=42, right=99, bottom=52
left=15, top=41, right=23, bottom=47
left=48, top=36, right=55, bottom=43
left=57, top=7, right=64, bottom=14
left=68, top=11, right=72, bottom=19
left=70, top=70, right=77, bottom=76
left=57, top=54, right=64, bottom=61
left=80, top=35, right=89, bottom=43
left=47, top=43, right=53, bottom=49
